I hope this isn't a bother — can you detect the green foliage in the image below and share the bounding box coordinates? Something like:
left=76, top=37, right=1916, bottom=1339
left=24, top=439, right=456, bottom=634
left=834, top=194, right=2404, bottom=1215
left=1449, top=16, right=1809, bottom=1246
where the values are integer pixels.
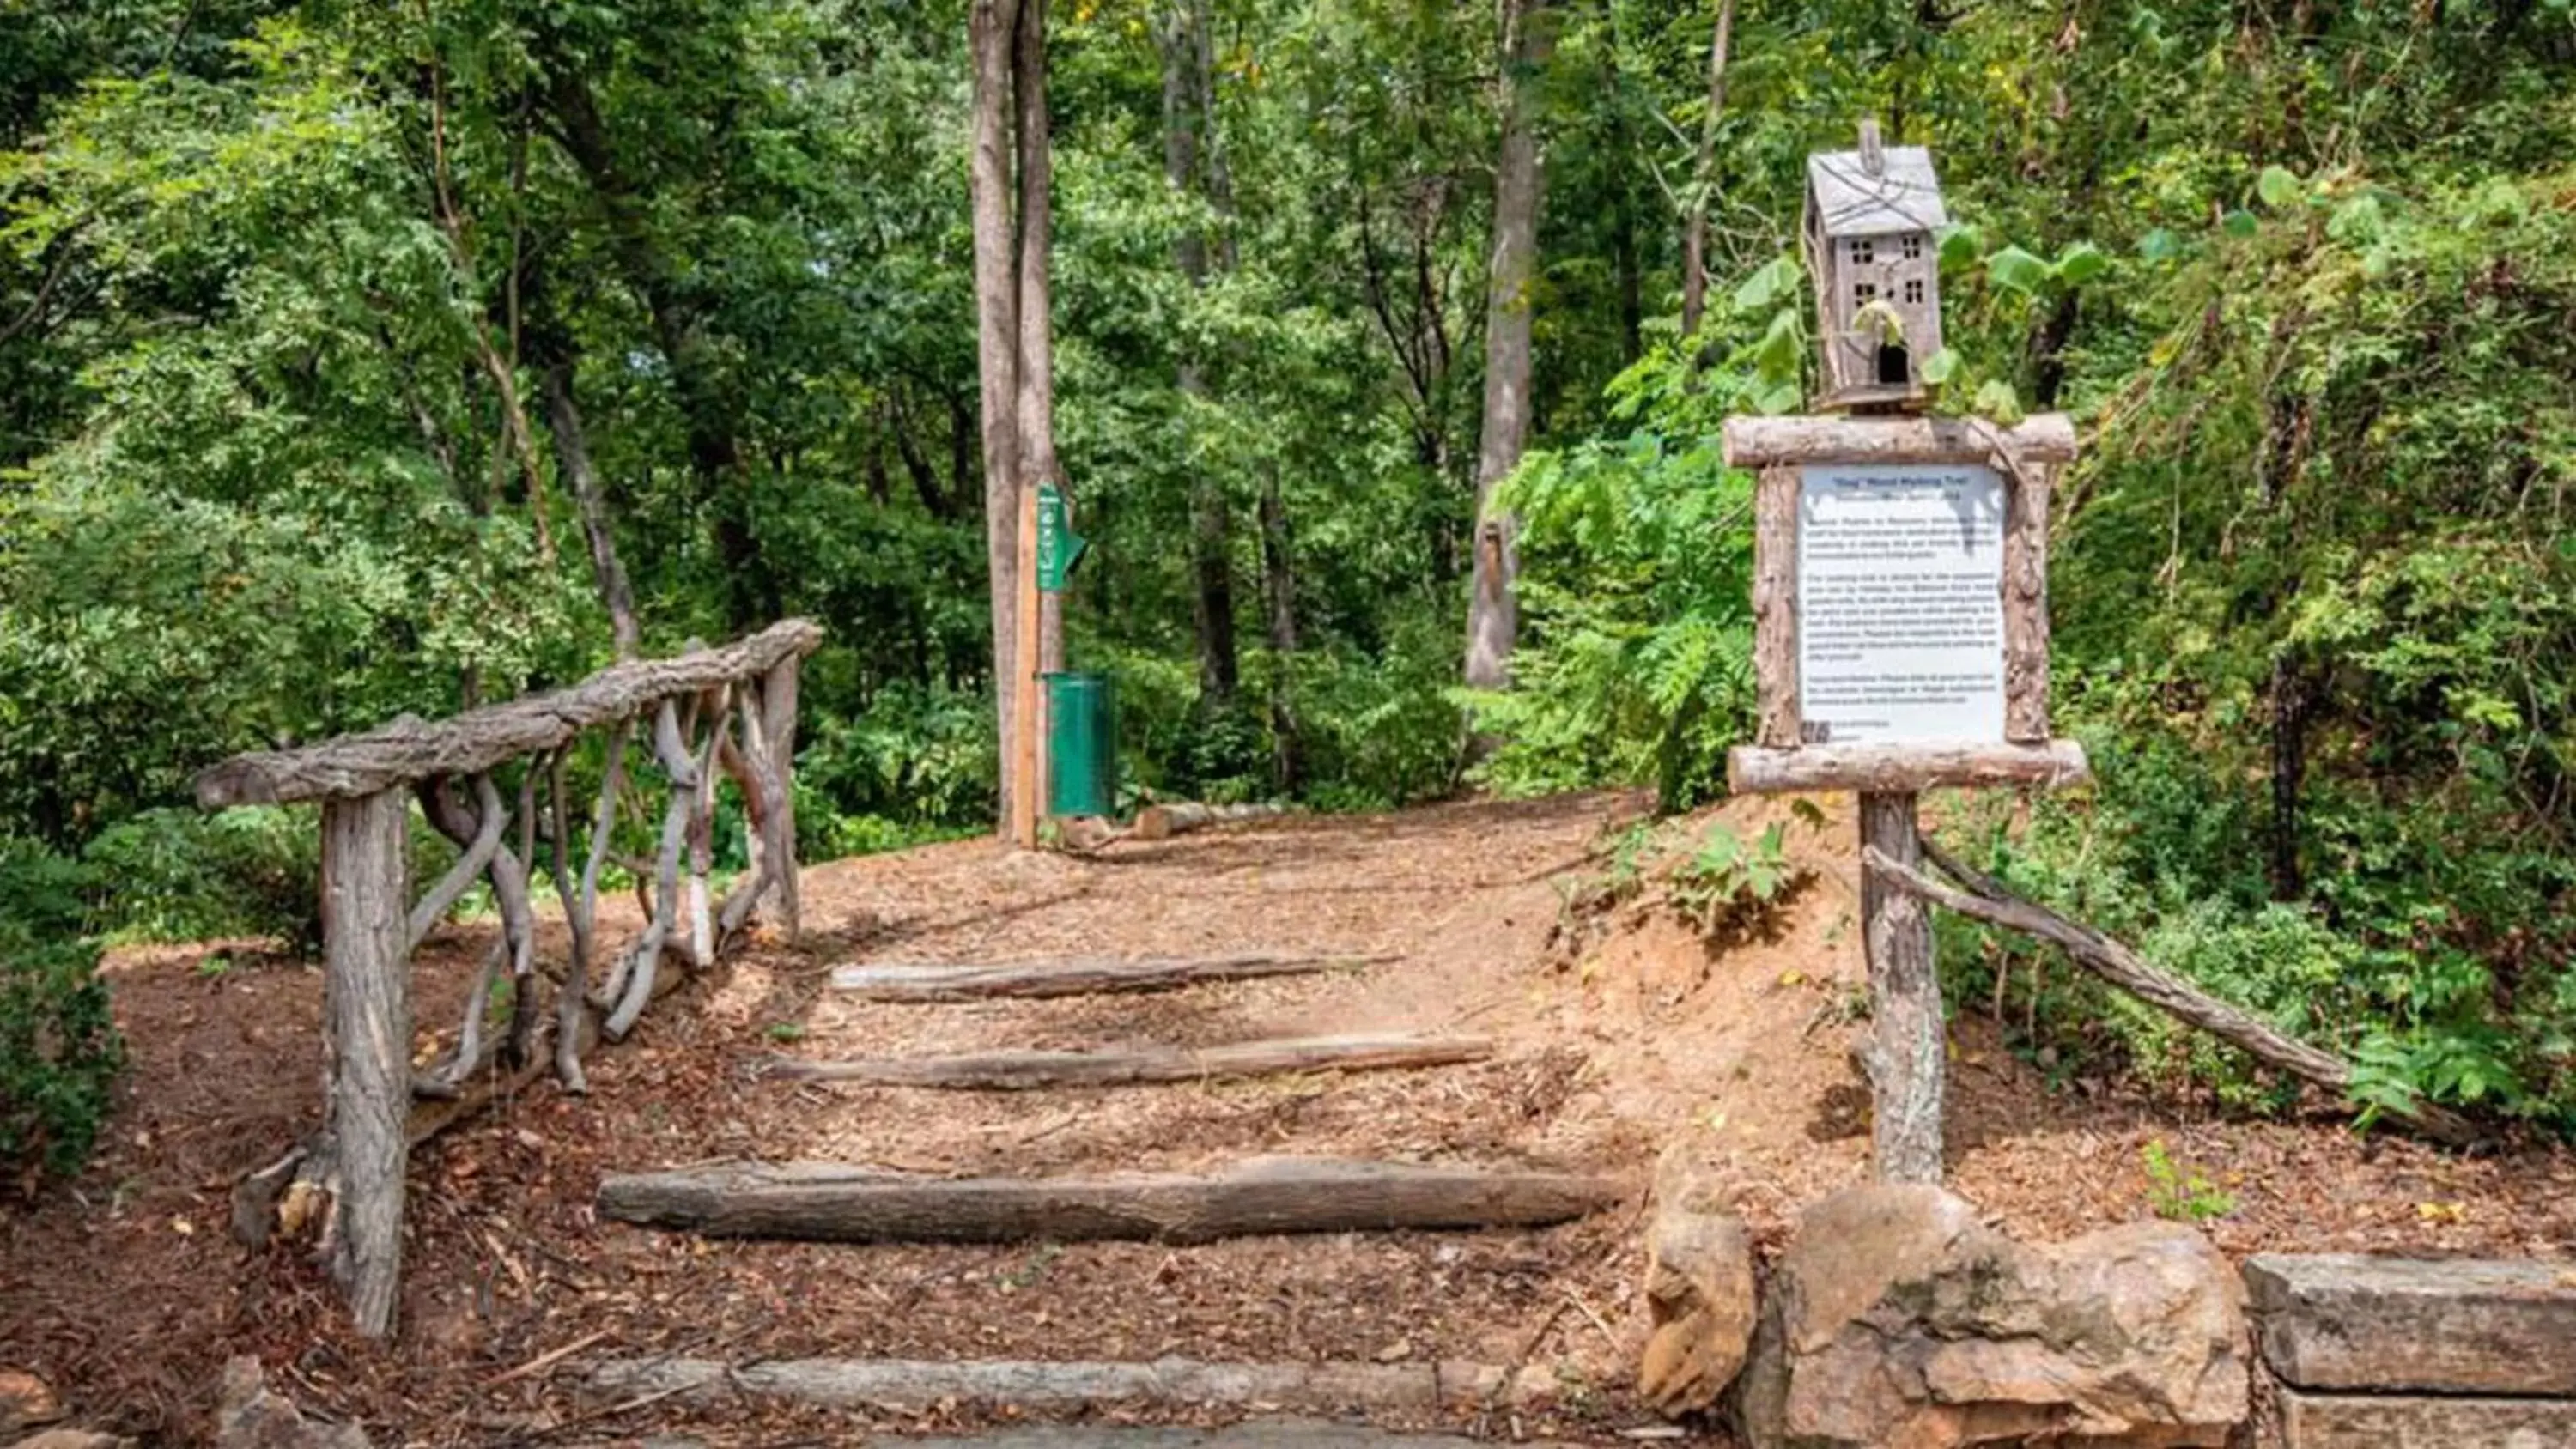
left=0, top=841, right=124, bottom=1187
left=81, top=808, right=326, bottom=951
left=1473, top=340, right=1759, bottom=811
left=2142, top=1140, right=2236, bottom=1223
left=1668, top=820, right=1806, bottom=938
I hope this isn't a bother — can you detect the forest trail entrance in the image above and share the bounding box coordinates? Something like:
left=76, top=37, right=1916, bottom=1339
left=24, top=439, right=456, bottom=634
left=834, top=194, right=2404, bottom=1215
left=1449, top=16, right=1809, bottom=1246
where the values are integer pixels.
left=20, top=791, right=2576, bottom=1444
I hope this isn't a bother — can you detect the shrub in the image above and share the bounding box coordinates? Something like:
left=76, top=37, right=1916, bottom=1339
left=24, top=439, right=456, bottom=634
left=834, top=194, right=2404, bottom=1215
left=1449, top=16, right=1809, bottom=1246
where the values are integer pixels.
left=0, top=840, right=124, bottom=1188
left=82, top=805, right=326, bottom=952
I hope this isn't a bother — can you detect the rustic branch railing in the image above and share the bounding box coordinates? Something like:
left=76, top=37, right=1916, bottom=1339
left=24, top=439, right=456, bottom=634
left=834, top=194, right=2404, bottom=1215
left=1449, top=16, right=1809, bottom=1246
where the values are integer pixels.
left=198, top=618, right=821, bottom=1339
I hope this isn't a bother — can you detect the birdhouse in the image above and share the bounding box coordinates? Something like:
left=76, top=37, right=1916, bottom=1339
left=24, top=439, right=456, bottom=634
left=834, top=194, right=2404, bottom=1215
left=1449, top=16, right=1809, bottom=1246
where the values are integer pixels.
left=1803, top=120, right=1947, bottom=410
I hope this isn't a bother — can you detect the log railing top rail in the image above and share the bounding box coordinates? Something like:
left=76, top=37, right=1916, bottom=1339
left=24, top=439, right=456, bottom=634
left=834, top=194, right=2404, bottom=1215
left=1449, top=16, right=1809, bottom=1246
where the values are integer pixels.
left=195, top=619, right=823, bottom=809
left=1720, top=412, right=2077, bottom=468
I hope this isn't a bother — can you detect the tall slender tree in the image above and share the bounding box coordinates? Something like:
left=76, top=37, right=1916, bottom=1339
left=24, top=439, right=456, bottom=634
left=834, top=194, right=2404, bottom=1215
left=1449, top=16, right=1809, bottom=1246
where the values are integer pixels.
left=968, top=0, right=1062, bottom=841
left=1464, top=0, right=1551, bottom=690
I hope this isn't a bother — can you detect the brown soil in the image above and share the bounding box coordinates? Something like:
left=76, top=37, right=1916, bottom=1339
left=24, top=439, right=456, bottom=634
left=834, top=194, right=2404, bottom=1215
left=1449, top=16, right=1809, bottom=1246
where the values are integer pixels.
left=7, top=791, right=2575, bottom=1446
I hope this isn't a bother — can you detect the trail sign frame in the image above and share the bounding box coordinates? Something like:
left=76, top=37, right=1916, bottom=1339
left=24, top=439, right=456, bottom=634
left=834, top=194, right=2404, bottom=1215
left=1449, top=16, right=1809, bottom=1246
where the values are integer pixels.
left=1722, top=413, right=2091, bottom=796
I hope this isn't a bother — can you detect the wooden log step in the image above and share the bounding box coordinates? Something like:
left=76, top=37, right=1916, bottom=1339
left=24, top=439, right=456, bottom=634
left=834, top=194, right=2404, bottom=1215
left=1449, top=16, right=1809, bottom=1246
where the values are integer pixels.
left=597, top=1155, right=1622, bottom=1244
left=758, top=1033, right=1495, bottom=1089
left=828, top=953, right=1395, bottom=1003
left=587, top=1355, right=1558, bottom=1413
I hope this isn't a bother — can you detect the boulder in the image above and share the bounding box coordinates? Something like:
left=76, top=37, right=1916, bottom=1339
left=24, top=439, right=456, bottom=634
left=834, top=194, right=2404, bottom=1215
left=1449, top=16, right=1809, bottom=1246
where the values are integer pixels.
left=1741, top=1185, right=2247, bottom=1448
left=213, top=1359, right=370, bottom=1449
left=0, top=1370, right=63, bottom=1440
left=1637, top=1157, right=1757, bottom=1416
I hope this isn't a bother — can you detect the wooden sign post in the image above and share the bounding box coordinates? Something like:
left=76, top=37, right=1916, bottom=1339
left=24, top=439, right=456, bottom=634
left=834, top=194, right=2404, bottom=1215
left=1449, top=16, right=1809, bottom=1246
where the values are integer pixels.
left=1722, top=125, right=2088, bottom=1184
left=1722, top=415, right=2087, bottom=1184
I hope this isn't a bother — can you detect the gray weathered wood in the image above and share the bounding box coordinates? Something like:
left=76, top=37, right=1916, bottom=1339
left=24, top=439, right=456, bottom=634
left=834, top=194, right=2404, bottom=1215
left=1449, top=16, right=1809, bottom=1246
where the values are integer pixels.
left=2002, top=462, right=2053, bottom=742
left=2245, top=1255, right=2576, bottom=1395
left=195, top=619, right=823, bottom=807
left=1722, top=413, right=2076, bottom=469
left=605, top=699, right=698, bottom=1040
left=1858, top=794, right=1943, bottom=1184
left=1729, top=739, right=2090, bottom=795
left=2275, top=1386, right=2576, bottom=1448
left=404, top=773, right=502, bottom=952
left=1753, top=465, right=1801, bottom=749
left=596, top=1156, right=1622, bottom=1244
left=829, top=953, right=1392, bottom=1002
left=760, top=1034, right=1494, bottom=1089
left=761, top=655, right=803, bottom=937
left=1868, top=840, right=2478, bottom=1146
left=586, top=1355, right=1557, bottom=1413
left=319, top=788, right=411, bottom=1339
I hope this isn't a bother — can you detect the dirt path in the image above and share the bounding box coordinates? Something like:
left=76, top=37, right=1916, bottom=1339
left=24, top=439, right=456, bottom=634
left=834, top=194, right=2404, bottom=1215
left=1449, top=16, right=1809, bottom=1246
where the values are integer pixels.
left=9, top=791, right=2576, bottom=1446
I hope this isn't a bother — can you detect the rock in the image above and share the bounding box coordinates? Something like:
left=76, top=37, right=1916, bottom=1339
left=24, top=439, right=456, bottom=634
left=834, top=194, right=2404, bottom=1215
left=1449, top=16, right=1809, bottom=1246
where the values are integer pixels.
left=2244, top=1253, right=2576, bottom=1396
left=2275, top=1386, right=2576, bottom=1448
left=213, top=1358, right=369, bottom=1449
left=0, top=1369, right=64, bottom=1439
left=9, top=1430, right=132, bottom=1449
left=1636, top=1156, right=1756, bottom=1416
left=1741, top=1184, right=2248, bottom=1448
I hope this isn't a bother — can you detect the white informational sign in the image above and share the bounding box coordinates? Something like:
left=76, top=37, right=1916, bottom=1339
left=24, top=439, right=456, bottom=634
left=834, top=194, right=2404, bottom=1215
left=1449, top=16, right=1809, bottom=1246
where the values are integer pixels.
left=1795, top=464, right=2006, bottom=745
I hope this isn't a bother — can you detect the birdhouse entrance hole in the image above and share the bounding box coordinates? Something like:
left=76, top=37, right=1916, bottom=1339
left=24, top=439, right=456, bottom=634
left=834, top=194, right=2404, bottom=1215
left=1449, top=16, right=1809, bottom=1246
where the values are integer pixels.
left=1875, top=343, right=1911, bottom=385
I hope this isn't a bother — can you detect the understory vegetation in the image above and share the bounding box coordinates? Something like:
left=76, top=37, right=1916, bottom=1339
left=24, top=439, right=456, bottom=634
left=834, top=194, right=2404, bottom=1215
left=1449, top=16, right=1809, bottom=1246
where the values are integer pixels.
left=3, top=0, right=2573, bottom=1180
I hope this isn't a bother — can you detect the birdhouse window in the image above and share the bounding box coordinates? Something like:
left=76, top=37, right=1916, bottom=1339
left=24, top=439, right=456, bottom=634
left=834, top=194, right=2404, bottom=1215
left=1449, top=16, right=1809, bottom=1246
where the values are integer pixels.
left=1854, top=282, right=1878, bottom=307
left=1902, top=235, right=1923, bottom=260
left=1851, top=239, right=1876, bottom=265
left=1903, top=278, right=1925, bottom=305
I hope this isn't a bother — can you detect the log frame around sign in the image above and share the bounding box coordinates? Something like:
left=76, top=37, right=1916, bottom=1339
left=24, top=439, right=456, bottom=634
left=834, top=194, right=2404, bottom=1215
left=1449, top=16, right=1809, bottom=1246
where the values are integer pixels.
left=1727, top=415, right=2066, bottom=763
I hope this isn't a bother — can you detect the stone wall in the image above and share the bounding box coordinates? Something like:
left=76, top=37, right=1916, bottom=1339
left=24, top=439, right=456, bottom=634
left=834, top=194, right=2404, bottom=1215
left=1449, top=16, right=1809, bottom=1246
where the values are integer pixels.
left=1640, top=1179, right=2576, bottom=1449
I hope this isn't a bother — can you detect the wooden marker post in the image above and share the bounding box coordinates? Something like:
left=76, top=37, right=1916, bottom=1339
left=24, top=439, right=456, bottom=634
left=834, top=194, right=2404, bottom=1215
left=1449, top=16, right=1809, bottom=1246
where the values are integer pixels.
left=1009, top=476, right=1041, bottom=849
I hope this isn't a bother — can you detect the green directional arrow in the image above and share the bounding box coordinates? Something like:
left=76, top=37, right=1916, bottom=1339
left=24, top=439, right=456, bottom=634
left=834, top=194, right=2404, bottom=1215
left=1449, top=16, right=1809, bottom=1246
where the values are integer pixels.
left=1036, top=483, right=1086, bottom=591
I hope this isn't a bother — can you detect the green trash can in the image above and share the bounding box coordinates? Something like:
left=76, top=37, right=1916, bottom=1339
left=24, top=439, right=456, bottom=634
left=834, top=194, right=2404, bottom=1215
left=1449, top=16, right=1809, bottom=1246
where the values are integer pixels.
left=1044, top=671, right=1115, bottom=818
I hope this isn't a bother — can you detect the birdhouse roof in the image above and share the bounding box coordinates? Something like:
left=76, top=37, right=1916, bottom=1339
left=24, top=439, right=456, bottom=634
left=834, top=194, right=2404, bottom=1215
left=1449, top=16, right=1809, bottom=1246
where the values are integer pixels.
left=1806, top=146, right=1947, bottom=239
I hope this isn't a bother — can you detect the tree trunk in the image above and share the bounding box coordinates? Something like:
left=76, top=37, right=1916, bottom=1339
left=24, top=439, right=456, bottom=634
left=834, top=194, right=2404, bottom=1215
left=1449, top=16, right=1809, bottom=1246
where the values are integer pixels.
left=1257, top=464, right=1303, bottom=791
left=597, top=1157, right=1622, bottom=1244
left=969, top=0, right=1026, bottom=835
left=539, top=363, right=641, bottom=659
left=1162, top=0, right=1238, bottom=712
left=537, top=60, right=759, bottom=626
left=1464, top=0, right=1551, bottom=690
left=1679, top=0, right=1737, bottom=340
left=2270, top=656, right=2309, bottom=902
left=1013, top=0, right=1060, bottom=839
left=1859, top=792, right=1943, bottom=1185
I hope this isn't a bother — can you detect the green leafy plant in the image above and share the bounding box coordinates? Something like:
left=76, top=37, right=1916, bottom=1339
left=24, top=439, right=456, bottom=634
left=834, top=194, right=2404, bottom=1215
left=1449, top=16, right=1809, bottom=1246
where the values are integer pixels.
left=2142, top=1140, right=2237, bottom=1223
left=0, top=842, right=125, bottom=1189
left=1668, top=821, right=1807, bottom=938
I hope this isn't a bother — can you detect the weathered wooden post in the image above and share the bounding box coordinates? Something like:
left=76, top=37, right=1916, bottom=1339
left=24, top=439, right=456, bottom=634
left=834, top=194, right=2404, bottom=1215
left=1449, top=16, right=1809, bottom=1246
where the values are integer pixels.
left=318, top=786, right=411, bottom=1337
left=1723, top=126, right=2087, bottom=1184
